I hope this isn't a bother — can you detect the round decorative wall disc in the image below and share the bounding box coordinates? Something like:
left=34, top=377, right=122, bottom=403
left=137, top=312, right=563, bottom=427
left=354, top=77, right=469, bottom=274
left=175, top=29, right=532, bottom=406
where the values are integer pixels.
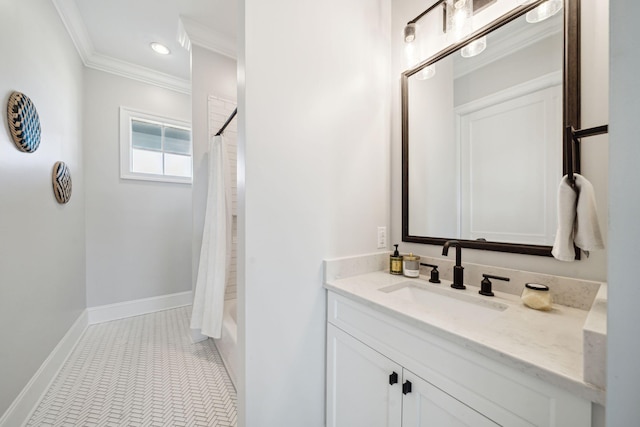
left=52, top=161, right=72, bottom=204
left=7, top=91, right=41, bottom=153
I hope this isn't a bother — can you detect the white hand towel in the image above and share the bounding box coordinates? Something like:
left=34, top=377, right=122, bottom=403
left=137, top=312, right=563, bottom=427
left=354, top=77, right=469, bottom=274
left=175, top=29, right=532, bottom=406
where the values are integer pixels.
left=552, top=173, right=604, bottom=261
left=573, top=173, right=604, bottom=253
left=551, top=175, right=578, bottom=261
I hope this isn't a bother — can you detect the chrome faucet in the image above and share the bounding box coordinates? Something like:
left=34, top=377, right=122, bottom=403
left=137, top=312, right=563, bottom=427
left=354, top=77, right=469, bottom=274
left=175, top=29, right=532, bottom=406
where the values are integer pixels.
left=442, top=240, right=465, bottom=289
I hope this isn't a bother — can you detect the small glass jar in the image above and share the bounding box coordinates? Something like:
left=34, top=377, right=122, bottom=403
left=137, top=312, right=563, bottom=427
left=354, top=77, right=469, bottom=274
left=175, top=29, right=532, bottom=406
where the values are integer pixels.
left=403, top=253, right=420, bottom=278
left=521, top=283, right=552, bottom=311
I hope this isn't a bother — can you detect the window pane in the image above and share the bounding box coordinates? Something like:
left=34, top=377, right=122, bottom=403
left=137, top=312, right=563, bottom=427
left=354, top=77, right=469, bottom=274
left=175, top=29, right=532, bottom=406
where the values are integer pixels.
left=132, top=148, right=163, bottom=174
left=164, top=153, right=192, bottom=177
left=164, top=126, right=191, bottom=154
left=132, top=120, right=162, bottom=151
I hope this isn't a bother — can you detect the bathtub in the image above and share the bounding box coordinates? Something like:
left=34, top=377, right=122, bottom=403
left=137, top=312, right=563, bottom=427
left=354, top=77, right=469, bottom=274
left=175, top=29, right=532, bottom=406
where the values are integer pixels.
left=214, top=298, right=237, bottom=388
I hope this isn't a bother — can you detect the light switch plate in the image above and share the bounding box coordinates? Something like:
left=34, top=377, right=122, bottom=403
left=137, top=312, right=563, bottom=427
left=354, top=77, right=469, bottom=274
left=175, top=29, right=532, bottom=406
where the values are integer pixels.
left=377, top=226, right=387, bottom=249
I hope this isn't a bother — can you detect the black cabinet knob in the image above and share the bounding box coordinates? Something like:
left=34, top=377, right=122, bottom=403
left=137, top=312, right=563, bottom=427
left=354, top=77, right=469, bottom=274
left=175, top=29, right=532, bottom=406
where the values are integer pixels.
left=402, top=380, right=412, bottom=395
left=389, top=371, right=398, bottom=385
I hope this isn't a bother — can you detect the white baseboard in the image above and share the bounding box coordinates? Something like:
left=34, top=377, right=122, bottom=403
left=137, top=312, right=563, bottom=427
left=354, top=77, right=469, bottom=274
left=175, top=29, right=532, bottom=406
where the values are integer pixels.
left=87, top=291, right=193, bottom=325
left=0, top=310, right=89, bottom=427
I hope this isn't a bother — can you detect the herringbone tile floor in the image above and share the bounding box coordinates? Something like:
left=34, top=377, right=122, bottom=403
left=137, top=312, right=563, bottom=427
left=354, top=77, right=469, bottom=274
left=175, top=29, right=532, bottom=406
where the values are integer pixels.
left=26, top=306, right=237, bottom=427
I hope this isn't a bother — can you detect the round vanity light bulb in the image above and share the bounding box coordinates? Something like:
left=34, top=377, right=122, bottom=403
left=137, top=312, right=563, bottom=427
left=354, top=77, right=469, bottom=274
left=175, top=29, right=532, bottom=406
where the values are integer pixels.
left=416, top=65, right=436, bottom=80
left=461, top=36, right=487, bottom=58
left=404, top=41, right=420, bottom=69
left=446, top=0, right=473, bottom=43
left=453, top=0, right=467, bottom=9
left=150, top=42, right=171, bottom=55
left=526, top=0, right=563, bottom=24
left=404, top=23, right=417, bottom=43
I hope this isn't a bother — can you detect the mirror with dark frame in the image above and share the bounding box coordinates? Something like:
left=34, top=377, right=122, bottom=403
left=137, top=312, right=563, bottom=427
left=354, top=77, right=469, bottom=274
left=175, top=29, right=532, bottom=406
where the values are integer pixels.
left=402, top=0, right=579, bottom=256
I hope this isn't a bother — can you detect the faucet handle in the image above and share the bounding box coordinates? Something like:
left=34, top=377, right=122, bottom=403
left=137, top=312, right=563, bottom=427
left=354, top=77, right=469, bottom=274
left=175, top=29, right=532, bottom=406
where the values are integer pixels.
left=420, top=263, right=440, bottom=283
left=479, top=274, right=510, bottom=297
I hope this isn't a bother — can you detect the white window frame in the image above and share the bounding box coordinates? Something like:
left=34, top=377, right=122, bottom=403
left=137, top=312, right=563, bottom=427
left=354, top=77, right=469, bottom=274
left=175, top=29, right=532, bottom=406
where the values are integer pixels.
left=119, top=107, right=193, bottom=184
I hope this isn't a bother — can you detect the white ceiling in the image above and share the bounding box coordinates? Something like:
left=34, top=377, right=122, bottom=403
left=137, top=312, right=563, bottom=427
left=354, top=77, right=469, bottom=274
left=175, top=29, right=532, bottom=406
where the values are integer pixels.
left=52, top=0, right=237, bottom=93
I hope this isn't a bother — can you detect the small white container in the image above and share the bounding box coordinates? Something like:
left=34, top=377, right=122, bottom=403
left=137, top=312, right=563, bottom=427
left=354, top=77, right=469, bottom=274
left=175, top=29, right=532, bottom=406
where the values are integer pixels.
left=521, top=283, right=552, bottom=311
left=403, top=253, right=420, bottom=278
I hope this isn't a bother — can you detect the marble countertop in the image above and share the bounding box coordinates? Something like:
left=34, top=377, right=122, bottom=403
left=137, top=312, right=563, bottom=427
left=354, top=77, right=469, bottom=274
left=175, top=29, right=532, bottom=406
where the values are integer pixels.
left=325, top=270, right=606, bottom=405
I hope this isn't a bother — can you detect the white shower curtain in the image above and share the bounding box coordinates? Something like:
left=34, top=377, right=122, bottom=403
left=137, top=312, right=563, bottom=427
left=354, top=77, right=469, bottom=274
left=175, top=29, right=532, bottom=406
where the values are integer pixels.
left=191, top=134, right=232, bottom=339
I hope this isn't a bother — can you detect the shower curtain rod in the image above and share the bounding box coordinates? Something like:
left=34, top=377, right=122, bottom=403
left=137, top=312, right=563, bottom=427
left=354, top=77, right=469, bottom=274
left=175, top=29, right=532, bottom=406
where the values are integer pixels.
left=215, top=108, right=237, bottom=136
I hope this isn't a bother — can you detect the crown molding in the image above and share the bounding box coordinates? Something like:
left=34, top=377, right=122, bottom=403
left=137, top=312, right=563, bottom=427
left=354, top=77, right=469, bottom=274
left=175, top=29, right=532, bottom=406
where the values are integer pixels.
left=87, top=53, right=191, bottom=94
left=177, top=18, right=192, bottom=52
left=51, top=0, right=94, bottom=63
left=51, top=0, right=191, bottom=94
left=179, top=16, right=237, bottom=59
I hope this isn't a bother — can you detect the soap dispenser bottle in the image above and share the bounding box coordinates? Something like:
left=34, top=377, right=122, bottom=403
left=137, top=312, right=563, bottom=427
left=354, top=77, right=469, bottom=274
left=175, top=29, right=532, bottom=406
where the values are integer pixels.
left=390, top=244, right=403, bottom=275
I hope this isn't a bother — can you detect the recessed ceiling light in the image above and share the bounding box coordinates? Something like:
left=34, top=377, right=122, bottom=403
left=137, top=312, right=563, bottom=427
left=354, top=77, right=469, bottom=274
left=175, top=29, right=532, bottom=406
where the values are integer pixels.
left=150, top=42, right=171, bottom=55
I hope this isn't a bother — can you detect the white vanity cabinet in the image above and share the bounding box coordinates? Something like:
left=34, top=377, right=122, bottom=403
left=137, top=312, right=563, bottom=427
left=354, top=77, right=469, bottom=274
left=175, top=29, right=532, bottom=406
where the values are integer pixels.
left=327, top=324, right=402, bottom=427
left=401, top=369, right=498, bottom=427
left=326, top=291, right=592, bottom=427
left=328, top=324, right=497, bottom=427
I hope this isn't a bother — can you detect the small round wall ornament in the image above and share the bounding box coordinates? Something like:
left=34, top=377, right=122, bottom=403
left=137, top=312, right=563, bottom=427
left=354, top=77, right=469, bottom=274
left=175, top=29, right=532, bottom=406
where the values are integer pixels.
left=52, top=161, right=72, bottom=204
left=6, top=91, right=41, bottom=153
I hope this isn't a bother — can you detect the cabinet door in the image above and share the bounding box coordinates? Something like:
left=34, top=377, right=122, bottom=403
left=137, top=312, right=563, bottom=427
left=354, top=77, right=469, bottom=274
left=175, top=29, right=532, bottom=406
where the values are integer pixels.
left=327, top=324, right=403, bottom=427
left=402, top=370, right=499, bottom=427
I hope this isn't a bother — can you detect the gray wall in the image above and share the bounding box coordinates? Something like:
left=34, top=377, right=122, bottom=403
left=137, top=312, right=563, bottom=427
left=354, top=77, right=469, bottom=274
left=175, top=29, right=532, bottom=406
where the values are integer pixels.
left=191, top=46, right=237, bottom=289
left=0, top=0, right=86, bottom=415
left=607, top=1, right=640, bottom=424
left=83, top=69, right=192, bottom=307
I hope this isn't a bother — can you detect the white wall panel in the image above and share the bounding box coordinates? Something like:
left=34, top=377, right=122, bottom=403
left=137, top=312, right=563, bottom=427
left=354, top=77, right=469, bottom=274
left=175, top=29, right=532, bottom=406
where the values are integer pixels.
left=239, top=0, right=391, bottom=424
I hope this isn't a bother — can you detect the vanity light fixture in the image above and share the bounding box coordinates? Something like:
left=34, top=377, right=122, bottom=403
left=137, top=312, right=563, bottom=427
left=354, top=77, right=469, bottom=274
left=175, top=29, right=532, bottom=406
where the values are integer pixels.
left=150, top=42, right=171, bottom=55
left=402, top=0, right=447, bottom=45
left=460, top=35, right=486, bottom=57
left=525, top=0, right=563, bottom=23
left=404, top=0, right=492, bottom=66
left=446, top=0, right=474, bottom=42
left=404, top=41, right=420, bottom=69
left=404, top=22, right=417, bottom=43
left=403, top=0, right=505, bottom=46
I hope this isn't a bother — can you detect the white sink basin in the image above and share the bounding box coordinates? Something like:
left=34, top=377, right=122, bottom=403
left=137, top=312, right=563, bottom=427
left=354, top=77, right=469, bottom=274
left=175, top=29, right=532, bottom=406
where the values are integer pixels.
left=379, top=281, right=508, bottom=322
